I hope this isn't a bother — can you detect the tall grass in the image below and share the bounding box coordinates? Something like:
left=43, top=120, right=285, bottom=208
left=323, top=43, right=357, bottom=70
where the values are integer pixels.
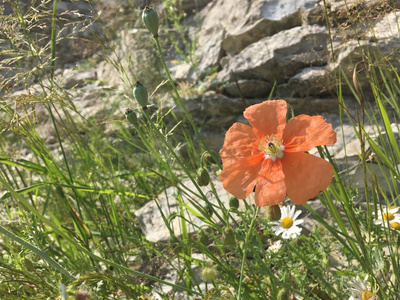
left=1, top=0, right=400, bottom=299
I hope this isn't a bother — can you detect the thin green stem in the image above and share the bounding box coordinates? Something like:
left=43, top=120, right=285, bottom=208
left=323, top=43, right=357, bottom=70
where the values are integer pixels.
left=0, top=174, right=202, bottom=295
left=237, top=206, right=259, bottom=300
left=0, top=225, right=75, bottom=280
left=152, top=36, right=222, bottom=169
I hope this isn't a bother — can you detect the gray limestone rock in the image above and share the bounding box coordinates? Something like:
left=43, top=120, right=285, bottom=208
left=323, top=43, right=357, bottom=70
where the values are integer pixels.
left=225, top=79, right=272, bottom=98
left=134, top=176, right=245, bottom=243
left=217, top=25, right=329, bottom=83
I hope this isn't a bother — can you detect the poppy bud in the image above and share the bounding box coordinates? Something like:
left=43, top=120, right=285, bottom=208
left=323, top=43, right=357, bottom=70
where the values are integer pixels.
left=133, top=81, right=148, bottom=108
left=265, top=205, right=281, bottom=221
left=142, top=6, right=159, bottom=37
left=125, top=108, right=138, bottom=125
left=223, top=227, right=235, bottom=246
left=204, top=203, right=213, bottom=217
left=196, top=167, right=210, bottom=186
left=201, top=267, right=218, bottom=281
left=23, top=258, right=34, bottom=272
left=198, top=229, right=209, bottom=245
left=229, top=197, right=239, bottom=210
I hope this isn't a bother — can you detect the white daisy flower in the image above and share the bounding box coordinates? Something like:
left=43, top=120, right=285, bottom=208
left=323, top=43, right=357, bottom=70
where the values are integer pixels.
left=271, top=206, right=304, bottom=239
left=373, top=206, right=400, bottom=230
left=268, top=240, right=282, bottom=253
left=348, top=275, right=377, bottom=300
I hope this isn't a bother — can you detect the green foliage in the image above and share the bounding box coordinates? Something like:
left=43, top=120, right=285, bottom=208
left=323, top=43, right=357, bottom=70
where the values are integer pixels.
left=1, top=0, right=400, bottom=299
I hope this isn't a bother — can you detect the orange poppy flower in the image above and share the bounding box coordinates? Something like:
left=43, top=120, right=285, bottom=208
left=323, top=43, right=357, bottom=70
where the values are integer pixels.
left=219, top=100, right=337, bottom=207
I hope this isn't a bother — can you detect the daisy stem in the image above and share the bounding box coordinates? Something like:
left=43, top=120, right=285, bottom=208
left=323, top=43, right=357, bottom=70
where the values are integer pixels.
left=237, top=206, right=259, bottom=300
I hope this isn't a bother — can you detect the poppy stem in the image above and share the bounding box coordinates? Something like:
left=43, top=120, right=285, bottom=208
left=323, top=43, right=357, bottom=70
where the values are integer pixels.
left=237, top=206, right=259, bottom=300
left=152, top=36, right=222, bottom=169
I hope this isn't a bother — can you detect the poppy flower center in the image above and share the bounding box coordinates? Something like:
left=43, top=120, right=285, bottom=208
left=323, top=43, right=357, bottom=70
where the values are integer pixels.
left=259, top=136, right=285, bottom=161
left=390, top=222, right=400, bottom=230
left=281, top=217, right=293, bottom=229
left=383, top=212, right=394, bottom=221
left=361, top=290, right=373, bottom=300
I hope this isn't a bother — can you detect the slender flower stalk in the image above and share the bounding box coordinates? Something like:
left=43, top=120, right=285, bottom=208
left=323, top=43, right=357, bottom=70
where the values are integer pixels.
left=142, top=7, right=221, bottom=168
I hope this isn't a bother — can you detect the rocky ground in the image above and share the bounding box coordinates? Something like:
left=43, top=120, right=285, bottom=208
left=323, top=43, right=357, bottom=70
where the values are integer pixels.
left=1, top=0, right=400, bottom=298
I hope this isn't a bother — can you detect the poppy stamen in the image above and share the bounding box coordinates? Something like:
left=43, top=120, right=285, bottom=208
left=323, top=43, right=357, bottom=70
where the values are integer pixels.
left=259, top=136, right=285, bottom=161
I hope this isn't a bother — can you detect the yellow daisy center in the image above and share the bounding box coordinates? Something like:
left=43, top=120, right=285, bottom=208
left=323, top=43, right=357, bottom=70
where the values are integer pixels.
left=259, top=135, right=284, bottom=161
left=281, top=217, right=293, bottom=229
left=361, top=290, right=373, bottom=300
left=390, top=222, right=400, bottom=230
left=383, top=212, right=394, bottom=221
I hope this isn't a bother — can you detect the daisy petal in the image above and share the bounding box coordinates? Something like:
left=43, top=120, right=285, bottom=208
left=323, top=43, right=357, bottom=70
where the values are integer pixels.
left=219, top=154, right=264, bottom=199
left=293, top=210, right=302, bottom=220
left=254, top=159, right=286, bottom=206
left=282, top=152, right=333, bottom=204
left=282, top=115, right=337, bottom=152
left=220, top=122, right=260, bottom=166
left=244, top=100, right=287, bottom=139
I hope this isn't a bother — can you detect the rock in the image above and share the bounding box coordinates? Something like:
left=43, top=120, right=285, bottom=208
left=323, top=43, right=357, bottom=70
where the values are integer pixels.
left=171, top=91, right=247, bottom=131
left=276, top=67, right=328, bottom=98
left=195, top=29, right=225, bottom=78
left=194, top=0, right=320, bottom=77
left=179, top=0, right=212, bottom=14
left=58, top=68, right=97, bottom=89
left=350, top=162, right=400, bottom=193
left=95, top=28, right=160, bottom=90
left=217, top=25, right=329, bottom=83
left=225, top=79, right=271, bottom=98
left=169, top=62, right=196, bottom=82
left=366, top=11, right=400, bottom=40
left=286, top=97, right=338, bottom=115
left=149, top=253, right=210, bottom=300
left=134, top=176, right=245, bottom=243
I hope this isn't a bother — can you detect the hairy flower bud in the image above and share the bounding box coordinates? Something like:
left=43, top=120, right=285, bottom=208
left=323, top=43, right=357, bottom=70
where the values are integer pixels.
left=265, top=205, right=281, bottom=221
left=125, top=108, right=138, bottom=125
left=229, top=197, right=239, bottom=210
left=23, top=258, right=34, bottom=272
left=142, top=6, right=159, bottom=37
left=201, top=267, right=218, bottom=281
left=133, top=81, right=149, bottom=107
left=223, top=227, right=236, bottom=246
left=196, top=167, right=210, bottom=186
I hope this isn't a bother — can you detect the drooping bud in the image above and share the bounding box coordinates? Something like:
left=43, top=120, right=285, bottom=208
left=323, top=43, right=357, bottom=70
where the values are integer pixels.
left=229, top=197, right=239, bottom=210
left=201, top=267, right=218, bottom=281
left=223, top=227, right=236, bottom=246
left=142, top=6, right=159, bottom=37
left=196, top=167, right=210, bottom=186
left=23, top=258, right=34, bottom=272
left=125, top=108, right=138, bottom=125
left=198, top=229, right=209, bottom=245
left=133, top=81, right=148, bottom=108
left=265, top=205, right=281, bottom=221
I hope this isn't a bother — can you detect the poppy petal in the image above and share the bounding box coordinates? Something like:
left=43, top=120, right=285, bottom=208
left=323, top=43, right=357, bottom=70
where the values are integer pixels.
left=219, top=154, right=264, bottom=199
left=220, top=122, right=260, bottom=166
left=282, top=115, right=336, bottom=152
left=254, top=159, right=286, bottom=206
left=244, top=100, right=287, bottom=138
left=282, top=152, right=333, bottom=204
